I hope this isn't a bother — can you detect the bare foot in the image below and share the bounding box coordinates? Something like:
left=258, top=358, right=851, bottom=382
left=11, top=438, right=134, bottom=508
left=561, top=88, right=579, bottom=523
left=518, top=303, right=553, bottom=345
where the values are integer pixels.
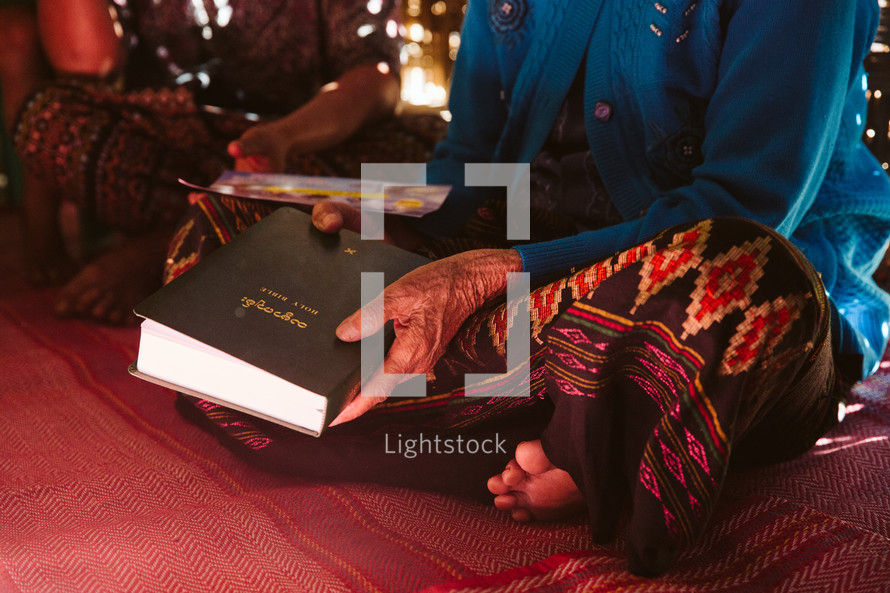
left=487, top=440, right=585, bottom=522
left=53, top=229, right=169, bottom=325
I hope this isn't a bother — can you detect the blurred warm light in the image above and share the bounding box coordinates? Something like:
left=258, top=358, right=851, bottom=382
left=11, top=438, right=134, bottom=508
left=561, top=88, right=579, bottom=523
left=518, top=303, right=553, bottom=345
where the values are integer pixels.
left=190, top=0, right=209, bottom=25
left=401, top=66, right=447, bottom=107
left=216, top=3, right=232, bottom=27
left=357, top=24, right=377, bottom=38
left=399, top=1, right=462, bottom=108
left=405, top=42, right=423, bottom=57
left=408, top=23, right=425, bottom=42
left=377, top=62, right=390, bottom=75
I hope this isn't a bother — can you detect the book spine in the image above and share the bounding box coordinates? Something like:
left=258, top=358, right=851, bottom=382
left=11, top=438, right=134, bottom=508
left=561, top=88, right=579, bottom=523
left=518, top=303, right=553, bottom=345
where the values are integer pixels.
left=321, top=367, right=363, bottom=433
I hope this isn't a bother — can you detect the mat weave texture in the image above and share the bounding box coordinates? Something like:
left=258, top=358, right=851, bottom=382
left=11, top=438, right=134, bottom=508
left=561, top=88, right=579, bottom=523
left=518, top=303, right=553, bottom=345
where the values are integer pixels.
left=1, top=209, right=888, bottom=592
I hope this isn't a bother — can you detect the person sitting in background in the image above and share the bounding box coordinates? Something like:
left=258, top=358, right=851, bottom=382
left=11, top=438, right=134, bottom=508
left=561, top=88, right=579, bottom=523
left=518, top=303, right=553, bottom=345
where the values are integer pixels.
left=14, top=0, right=445, bottom=324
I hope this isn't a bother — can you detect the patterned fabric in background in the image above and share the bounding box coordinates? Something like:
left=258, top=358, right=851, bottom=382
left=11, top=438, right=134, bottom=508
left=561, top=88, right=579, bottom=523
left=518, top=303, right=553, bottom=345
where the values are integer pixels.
left=15, top=82, right=446, bottom=234
left=12, top=0, right=438, bottom=234
left=166, top=197, right=844, bottom=576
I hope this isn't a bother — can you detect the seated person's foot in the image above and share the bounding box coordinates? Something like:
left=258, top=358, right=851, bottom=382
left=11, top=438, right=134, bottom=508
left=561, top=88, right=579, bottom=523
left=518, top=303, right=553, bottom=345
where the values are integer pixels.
left=53, top=229, right=168, bottom=325
left=487, top=439, right=585, bottom=522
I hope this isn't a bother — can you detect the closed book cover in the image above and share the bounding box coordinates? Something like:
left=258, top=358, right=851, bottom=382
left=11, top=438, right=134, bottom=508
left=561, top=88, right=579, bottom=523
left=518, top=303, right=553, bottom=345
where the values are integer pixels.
left=130, top=206, right=430, bottom=436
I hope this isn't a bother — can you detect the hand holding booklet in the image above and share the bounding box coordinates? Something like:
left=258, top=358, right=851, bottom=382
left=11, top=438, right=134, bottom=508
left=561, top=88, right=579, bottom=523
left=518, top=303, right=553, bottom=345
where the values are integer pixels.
left=180, top=170, right=450, bottom=217
left=129, top=207, right=430, bottom=436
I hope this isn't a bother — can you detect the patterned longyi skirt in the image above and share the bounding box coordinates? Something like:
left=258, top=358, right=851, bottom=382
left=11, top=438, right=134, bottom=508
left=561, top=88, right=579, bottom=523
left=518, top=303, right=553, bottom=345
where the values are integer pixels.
left=166, top=195, right=845, bottom=577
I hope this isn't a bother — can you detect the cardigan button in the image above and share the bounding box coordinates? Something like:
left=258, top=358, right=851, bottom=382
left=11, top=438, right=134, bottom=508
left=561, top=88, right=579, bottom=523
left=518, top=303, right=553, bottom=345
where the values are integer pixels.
left=594, top=101, right=613, bottom=121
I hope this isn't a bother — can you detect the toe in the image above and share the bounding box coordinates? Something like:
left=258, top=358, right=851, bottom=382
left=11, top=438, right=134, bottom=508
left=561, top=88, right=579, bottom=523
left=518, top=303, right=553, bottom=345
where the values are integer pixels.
left=53, top=299, right=72, bottom=317
left=72, top=285, right=104, bottom=316
left=514, top=440, right=554, bottom=475
left=493, top=492, right=520, bottom=511
left=501, top=459, right=527, bottom=488
left=53, top=286, right=89, bottom=317
left=85, top=289, right=136, bottom=325
left=106, top=306, right=127, bottom=325
left=54, top=268, right=101, bottom=317
left=96, top=295, right=135, bottom=325
left=90, top=290, right=118, bottom=321
left=487, top=473, right=510, bottom=495
left=53, top=281, right=82, bottom=316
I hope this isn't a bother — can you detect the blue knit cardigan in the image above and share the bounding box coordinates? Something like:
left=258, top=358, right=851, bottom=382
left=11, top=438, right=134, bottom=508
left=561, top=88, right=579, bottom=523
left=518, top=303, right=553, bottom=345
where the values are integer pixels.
left=421, top=0, right=890, bottom=378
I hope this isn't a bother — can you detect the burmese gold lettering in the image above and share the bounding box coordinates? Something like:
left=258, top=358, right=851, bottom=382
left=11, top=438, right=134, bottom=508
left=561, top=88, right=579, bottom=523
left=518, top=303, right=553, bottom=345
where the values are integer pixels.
left=240, top=296, right=309, bottom=328
left=255, top=299, right=275, bottom=313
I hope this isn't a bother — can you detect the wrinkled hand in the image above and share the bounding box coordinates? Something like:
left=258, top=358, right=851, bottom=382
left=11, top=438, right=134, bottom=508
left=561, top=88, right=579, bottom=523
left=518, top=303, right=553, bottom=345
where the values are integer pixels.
left=228, top=121, right=289, bottom=173
left=329, top=248, right=523, bottom=425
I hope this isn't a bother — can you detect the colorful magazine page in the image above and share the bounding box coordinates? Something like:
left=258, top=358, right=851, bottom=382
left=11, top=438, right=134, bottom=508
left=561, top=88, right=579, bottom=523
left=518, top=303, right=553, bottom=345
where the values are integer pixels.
left=180, top=171, right=450, bottom=217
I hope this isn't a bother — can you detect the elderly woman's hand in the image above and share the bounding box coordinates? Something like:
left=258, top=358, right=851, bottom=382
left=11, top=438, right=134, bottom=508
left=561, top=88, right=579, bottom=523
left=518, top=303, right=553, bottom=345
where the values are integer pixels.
left=309, top=199, right=523, bottom=424
left=330, top=248, right=523, bottom=425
